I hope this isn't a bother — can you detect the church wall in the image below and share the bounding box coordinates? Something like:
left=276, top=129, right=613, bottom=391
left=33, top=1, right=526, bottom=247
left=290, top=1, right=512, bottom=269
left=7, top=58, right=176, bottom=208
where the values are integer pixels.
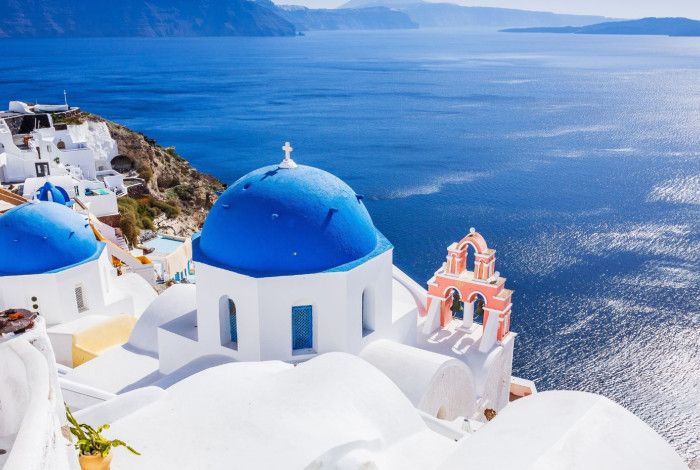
left=0, top=252, right=121, bottom=326
left=192, top=251, right=398, bottom=364
left=345, top=249, right=395, bottom=353
left=257, top=270, right=348, bottom=361
left=53, top=255, right=110, bottom=323
left=194, top=262, right=261, bottom=361
left=0, top=273, right=63, bottom=324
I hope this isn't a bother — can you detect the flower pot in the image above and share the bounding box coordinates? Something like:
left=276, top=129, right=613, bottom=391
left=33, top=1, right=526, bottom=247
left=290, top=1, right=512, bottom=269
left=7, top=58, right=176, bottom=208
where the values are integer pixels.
left=79, top=452, right=113, bottom=470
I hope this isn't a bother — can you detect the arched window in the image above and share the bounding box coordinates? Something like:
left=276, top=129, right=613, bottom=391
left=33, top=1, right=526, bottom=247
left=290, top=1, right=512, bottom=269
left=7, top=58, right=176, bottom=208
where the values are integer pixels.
left=292, top=305, right=313, bottom=352
left=362, top=288, right=375, bottom=337
left=219, top=295, right=237, bottom=349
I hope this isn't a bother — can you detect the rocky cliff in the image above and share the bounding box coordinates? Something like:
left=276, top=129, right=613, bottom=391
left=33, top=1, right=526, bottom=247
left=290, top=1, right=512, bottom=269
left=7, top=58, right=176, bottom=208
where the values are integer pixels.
left=0, top=0, right=297, bottom=37
left=80, top=113, right=225, bottom=239
left=277, top=5, right=417, bottom=31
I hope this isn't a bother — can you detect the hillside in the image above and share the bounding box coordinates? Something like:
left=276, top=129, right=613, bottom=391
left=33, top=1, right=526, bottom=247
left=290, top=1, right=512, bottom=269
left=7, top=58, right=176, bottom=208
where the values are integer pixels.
left=75, top=112, right=225, bottom=240
left=0, top=0, right=296, bottom=37
left=501, top=17, right=700, bottom=37
left=338, top=0, right=611, bottom=29
left=278, top=5, right=417, bottom=31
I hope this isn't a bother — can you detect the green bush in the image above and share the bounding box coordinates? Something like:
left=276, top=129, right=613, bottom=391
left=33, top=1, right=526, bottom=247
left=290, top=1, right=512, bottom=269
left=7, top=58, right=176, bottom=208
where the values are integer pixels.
left=138, top=164, right=153, bottom=182
left=117, top=196, right=179, bottom=246
left=172, top=184, right=193, bottom=202
left=149, top=197, right=180, bottom=218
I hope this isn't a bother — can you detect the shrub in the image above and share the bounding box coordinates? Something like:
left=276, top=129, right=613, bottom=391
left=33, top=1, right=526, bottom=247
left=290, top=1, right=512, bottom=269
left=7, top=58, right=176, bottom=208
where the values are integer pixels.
left=118, top=196, right=180, bottom=246
left=137, top=164, right=153, bottom=182
left=172, top=184, right=193, bottom=202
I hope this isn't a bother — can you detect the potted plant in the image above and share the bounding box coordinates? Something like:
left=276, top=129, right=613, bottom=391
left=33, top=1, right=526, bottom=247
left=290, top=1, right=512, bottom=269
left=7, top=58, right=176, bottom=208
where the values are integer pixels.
left=65, top=406, right=140, bottom=470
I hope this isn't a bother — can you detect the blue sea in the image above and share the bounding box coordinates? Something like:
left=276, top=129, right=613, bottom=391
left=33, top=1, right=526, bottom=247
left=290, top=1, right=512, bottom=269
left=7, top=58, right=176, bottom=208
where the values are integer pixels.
left=2, top=30, right=699, bottom=460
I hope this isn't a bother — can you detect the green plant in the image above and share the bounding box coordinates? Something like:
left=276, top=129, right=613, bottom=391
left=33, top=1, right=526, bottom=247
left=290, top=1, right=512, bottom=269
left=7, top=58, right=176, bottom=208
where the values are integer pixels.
left=137, top=164, right=153, bottom=182
left=65, top=406, right=140, bottom=458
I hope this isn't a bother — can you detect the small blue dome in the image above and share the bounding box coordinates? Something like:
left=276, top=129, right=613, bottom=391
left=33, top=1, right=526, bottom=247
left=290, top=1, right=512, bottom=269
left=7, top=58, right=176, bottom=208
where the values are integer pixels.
left=35, top=181, right=71, bottom=206
left=0, top=202, right=104, bottom=276
left=194, top=164, right=385, bottom=277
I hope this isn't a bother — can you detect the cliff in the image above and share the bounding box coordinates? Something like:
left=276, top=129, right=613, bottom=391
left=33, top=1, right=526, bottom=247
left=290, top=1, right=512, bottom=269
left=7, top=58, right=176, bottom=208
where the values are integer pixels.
left=338, top=0, right=611, bottom=29
left=80, top=113, right=225, bottom=239
left=0, top=0, right=297, bottom=38
left=277, top=5, right=417, bottom=31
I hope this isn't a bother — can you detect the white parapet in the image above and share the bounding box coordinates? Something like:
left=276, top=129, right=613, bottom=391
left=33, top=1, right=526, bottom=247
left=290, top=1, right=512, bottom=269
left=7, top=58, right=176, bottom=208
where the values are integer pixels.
left=0, top=317, right=77, bottom=470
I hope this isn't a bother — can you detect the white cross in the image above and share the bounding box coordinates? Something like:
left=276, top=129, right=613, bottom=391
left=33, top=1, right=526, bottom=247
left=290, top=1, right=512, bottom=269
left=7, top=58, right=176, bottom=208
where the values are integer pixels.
left=279, top=141, right=297, bottom=169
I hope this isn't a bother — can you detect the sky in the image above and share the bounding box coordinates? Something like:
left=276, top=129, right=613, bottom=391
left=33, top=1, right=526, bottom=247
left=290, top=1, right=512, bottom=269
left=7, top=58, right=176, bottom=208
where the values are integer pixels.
left=288, top=0, right=700, bottom=19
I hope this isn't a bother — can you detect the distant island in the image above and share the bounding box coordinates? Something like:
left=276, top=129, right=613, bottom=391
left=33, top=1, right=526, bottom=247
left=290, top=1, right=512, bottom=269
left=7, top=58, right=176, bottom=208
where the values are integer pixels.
left=339, top=0, right=611, bottom=29
left=501, top=17, right=700, bottom=37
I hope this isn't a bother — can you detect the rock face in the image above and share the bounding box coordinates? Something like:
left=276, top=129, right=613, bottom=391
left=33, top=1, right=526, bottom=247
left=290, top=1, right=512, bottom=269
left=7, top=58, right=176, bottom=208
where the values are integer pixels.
left=277, top=6, right=417, bottom=31
left=85, top=113, right=225, bottom=237
left=339, top=0, right=611, bottom=29
left=0, top=0, right=297, bottom=37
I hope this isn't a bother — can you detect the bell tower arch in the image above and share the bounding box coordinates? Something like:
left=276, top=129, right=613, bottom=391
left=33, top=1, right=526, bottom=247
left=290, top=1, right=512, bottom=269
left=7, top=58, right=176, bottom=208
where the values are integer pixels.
left=426, top=229, right=513, bottom=348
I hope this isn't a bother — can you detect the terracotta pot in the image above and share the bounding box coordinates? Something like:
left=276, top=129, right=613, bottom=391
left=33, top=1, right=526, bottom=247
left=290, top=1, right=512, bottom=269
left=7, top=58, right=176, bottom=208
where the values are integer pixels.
left=79, top=452, right=113, bottom=470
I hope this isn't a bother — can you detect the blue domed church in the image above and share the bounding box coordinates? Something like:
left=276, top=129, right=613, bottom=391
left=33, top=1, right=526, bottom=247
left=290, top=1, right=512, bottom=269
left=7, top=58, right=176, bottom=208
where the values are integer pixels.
left=0, top=200, right=156, bottom=365
left=65, top=144, right=520, bottom=425
left=158, top=144, right=416, bottom=371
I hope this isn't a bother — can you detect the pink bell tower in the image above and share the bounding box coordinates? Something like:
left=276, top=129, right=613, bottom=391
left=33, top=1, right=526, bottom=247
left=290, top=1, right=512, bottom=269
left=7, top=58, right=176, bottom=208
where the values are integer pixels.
left=426, top=229, right=513, bottom=343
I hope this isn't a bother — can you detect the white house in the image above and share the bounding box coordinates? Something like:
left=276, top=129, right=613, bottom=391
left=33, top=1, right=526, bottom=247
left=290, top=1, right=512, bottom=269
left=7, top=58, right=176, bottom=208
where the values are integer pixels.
left=0, top=144, right=688, bottom=470
left=23, top=176, right=120, bottom=217
left=0, top=104, right=119, bottom=184
left=1, top=321, right=688, bottom=470
left=0, top=201, right=156, bottom=366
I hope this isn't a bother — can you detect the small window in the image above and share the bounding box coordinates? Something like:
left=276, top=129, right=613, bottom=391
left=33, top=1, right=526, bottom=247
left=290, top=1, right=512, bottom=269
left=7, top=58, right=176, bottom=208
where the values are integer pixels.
left=75, top=285, right=88, bottom=312
left=219, top=295, right=238, bottom=350
left=228, top=299, right=238, bottom=344
left=292, top=305, right=313, bottom=352
left=362, top=288, right=375, bottom=337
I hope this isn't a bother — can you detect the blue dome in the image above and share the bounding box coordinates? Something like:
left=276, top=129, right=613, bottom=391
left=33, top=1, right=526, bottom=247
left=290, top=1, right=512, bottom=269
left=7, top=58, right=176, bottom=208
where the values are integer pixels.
left=194, top=164, right=388, bottom=277
left=0, top=202, right=104, bottom=276
left=35, top=182, right=72, bottom=206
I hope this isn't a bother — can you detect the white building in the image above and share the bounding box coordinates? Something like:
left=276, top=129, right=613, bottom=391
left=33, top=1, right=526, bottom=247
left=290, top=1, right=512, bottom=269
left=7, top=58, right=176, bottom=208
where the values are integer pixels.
left=0, top=201, right=156, bottom=366
left=23, top=176, right=121, bottom=217
left=0, top=320, right=688, bottom=470
left=0, top=104, right=119, bottom=185
left=61, top=146, right=514, bottom=424
left=0, top=145, right=688, bottom=470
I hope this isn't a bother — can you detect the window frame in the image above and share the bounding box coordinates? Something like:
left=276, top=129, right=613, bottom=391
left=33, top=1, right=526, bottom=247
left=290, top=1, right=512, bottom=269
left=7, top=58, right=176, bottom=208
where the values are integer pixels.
left=291, top=304, right=314, bottom=355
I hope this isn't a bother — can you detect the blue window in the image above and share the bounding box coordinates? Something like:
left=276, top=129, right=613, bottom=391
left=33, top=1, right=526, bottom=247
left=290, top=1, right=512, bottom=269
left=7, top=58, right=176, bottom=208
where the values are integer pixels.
left=229, top=299, right=238, bottom=344
left=292, top=305, right=313, bottom=351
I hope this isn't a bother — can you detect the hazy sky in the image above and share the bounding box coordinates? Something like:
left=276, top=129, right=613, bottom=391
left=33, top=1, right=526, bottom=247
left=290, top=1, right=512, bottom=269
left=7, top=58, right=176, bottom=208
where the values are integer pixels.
left=288, top=0, right=700, bottom=19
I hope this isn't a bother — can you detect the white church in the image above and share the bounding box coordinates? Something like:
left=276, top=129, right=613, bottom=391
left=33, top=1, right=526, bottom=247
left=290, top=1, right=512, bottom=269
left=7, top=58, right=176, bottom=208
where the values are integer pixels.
left=0, top=143, right=689, bottom=470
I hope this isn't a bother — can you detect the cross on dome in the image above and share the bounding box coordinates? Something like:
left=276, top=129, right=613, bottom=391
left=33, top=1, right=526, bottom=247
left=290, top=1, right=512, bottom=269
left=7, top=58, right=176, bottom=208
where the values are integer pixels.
left=279, top=141, right=298, bottom=169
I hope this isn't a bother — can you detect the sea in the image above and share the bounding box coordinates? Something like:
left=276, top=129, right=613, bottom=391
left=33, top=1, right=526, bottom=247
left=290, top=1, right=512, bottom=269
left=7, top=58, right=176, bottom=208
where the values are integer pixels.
left=1, top=30, right=698, bottom=461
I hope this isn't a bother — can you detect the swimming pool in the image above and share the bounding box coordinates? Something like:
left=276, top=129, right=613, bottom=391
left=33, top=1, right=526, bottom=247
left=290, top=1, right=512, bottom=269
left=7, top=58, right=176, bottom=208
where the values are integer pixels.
left=143, top=235, right=184, bottom=255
